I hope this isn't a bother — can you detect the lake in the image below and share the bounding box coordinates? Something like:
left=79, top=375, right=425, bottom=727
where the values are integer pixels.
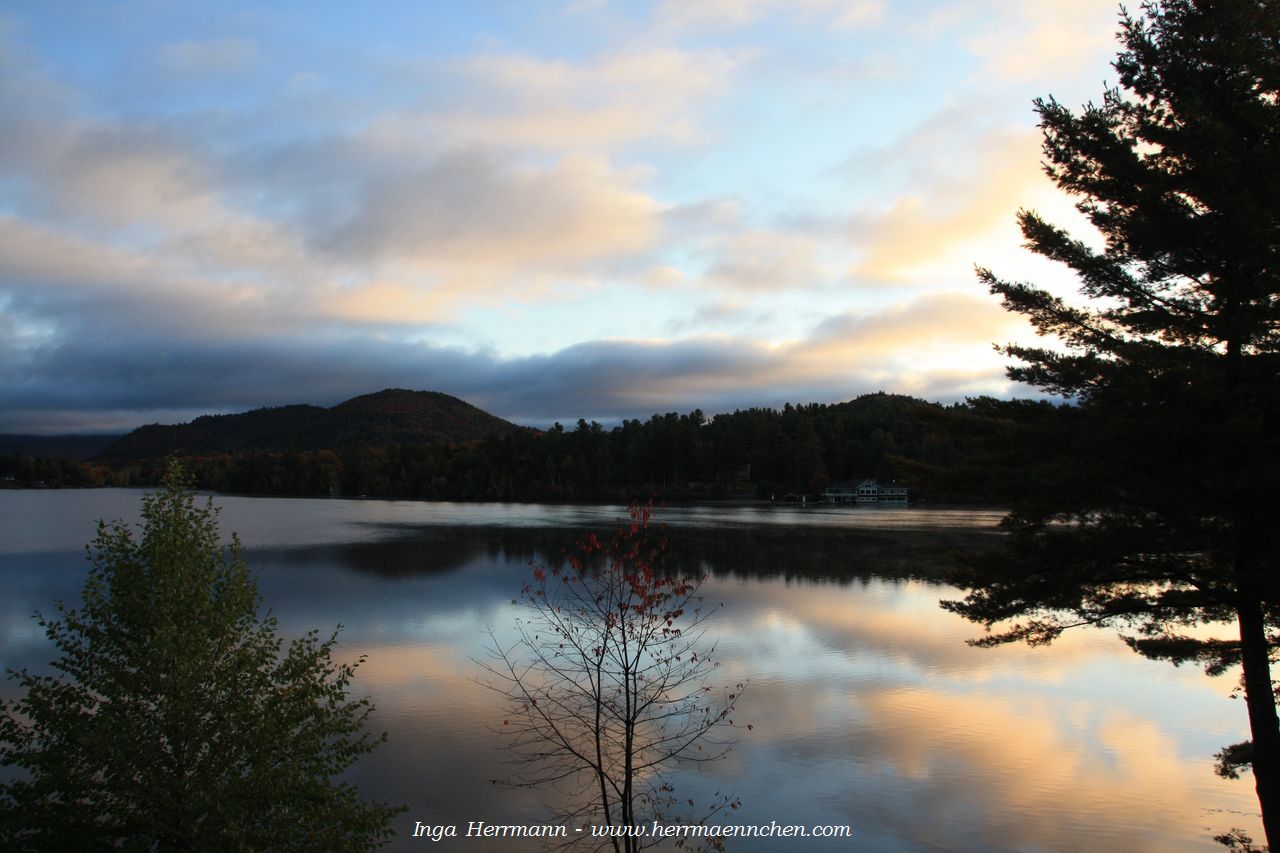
left=0, top=490, right=1263, bottom=850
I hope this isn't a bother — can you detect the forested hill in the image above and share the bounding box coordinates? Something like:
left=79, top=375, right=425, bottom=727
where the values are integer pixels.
left=7, top=390, right=997, bottom=501
left=97, top=389, right=523, bottom=459
left=163, top=391, right=968, bottom=501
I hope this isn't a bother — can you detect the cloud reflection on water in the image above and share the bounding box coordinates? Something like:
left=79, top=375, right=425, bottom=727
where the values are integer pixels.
left=0, top=495, right=1261, bottom=850
left=269, top=535, right=1258, bottom=851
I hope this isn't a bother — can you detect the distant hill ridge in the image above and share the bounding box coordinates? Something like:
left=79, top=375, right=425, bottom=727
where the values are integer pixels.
left=98, top=389, right=522, bottom=459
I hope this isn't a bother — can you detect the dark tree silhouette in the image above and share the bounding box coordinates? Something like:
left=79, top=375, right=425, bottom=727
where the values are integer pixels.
left=32, top=389, right=973, bottom=502
left=943, top=1, right=1280, bottom=847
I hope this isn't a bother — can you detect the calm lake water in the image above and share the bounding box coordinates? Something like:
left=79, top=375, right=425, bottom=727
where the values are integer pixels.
left=0, top=490, right=1264, bottom=851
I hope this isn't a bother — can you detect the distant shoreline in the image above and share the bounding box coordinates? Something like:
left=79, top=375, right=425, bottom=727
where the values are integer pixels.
left=0, top=483, right=1004, bottom=514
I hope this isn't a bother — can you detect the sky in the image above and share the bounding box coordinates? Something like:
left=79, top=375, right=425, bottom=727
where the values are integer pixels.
left=0, top=0, right=1125, bottom=434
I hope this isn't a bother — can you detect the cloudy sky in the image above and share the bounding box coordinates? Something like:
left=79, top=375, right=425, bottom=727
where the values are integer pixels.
left=0, top=1, right=1121, bottom=434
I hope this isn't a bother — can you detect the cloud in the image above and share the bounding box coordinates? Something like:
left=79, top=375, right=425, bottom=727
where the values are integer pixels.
left=834, top=687, right=1235, bottom=849
left=0, top=215, right=315, bottom=344
left=758, top=293, right=1025, bottom=401
left=322, top=151, right=660, bottom=273
left=411, top=48, right=740, bottom=153
left=701, top=229, right=829, bottom=292
left=0, top=39, right=680, bottom=344
left=0, top=1, right=1107, bottom=434
left=0, top=216, right=152, bottom=292
left=656, top=0, right=885, bottom=32
left=964, top=0, right=1120, bottom=82
left=662, top=196, right=746, bottom=236
left=663, top=299, right=773, bottom=334
left=159, top=38, right=258, bottom=75
left=320, top=281, right=454, bottom=327
left=802, top=292, right=1021, bottom=357
left=0, top=54, right=238, bottom=234
left=0, top=284, right=1022, bottom=433
left=703, top=576, right=1255, bottom=850
left=845, top=110, right=1045, bottom=282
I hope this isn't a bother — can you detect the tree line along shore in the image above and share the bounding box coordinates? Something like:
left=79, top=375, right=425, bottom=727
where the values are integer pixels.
left=1, top=390, right=1014, bottom=504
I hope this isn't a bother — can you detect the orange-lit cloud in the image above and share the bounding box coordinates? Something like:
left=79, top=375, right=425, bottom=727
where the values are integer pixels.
left=699, top=575, right=1259, bottom=848
left=317, top=568, right=1262, bottom=851
left=1, top=0, right=1139, bottom=432
left=849, top=122, right=1044, bottom=282
left=323, top=281, right=454, bottom=326
left=796, top=292, right=1023, bottom=361
left=964, top=0, right=1121, bottom=82
left=325, top=153, right=659, bottom=271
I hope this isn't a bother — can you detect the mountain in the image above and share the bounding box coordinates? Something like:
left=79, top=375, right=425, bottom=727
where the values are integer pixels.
left=98, top=389, right=522, bottom=459
left=0, top=434, right=125, bottom=460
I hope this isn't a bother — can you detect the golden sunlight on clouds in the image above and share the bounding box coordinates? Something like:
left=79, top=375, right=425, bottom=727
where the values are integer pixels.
left=689, top=574, right=1259, bottom=848
left=725, top=579, right=1127, bottom=680
left=330, top=154, right=660, bottom=271
left=567, top=289, right=1028, bottom=406
left=0, top=215, right=300, bottom=331
left=347, top=643, right=479, bottom=689
left=965, top=0, right=1121, bottom=81
left=642, top=264, right=687, bottom=287
left=853, top=687, right=1242, bottom=845
left=1, top=0, right=1156, bottom=427
left=801, top=293, right=1021, bottom=356
left=436, top=106, right=688, bottom=152
left=323, top=281, right=454, bottom=326
left=760, top=292, right=1028, bottom=392
left=852, top=127, right=1044, bottom=282
left=0, top=216, right=152, bottom=290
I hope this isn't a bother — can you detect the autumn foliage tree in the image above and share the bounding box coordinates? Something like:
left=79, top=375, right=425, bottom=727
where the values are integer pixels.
left=482, top=503, right=744, bottom=852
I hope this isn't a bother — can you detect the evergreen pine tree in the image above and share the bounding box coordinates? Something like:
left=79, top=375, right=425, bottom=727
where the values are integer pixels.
left=0, top=464, right=402, bottom=851
left=943, top=1, right=1280, bottom=846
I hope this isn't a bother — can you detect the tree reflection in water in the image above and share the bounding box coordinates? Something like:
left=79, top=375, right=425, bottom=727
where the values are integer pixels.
left=479, top=504, right=744, bottom=851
